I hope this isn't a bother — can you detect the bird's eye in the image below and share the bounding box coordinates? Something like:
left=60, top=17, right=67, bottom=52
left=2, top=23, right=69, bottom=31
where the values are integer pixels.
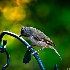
left=21, top=28, right=24, bottom=30
left=21, top=26, right=25, bottom=30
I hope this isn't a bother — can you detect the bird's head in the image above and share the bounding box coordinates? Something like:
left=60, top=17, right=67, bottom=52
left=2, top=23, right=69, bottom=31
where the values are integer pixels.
left=19, top=26, right=31, bottom=37
left=19, top=26, right=26, bottom=37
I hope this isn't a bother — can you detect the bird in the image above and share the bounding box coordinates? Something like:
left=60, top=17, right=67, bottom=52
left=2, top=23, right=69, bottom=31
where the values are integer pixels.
left=19, top=26, right=62, bottom=60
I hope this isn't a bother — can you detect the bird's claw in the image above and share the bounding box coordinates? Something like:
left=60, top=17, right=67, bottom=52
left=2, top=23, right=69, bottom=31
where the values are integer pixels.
left=32, top=51, right=39, bottom=55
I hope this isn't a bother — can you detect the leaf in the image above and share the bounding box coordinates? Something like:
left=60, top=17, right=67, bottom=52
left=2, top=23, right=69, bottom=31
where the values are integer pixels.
left=23, top=49, right=31, bottom=64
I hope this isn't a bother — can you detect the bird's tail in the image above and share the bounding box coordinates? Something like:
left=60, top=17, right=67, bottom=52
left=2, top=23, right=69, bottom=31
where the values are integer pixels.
left=49, top=45, right=62, bottom=60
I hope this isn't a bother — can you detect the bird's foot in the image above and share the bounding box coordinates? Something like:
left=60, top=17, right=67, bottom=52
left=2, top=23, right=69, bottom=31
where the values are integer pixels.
left=32, top=51, right=39, bottom=55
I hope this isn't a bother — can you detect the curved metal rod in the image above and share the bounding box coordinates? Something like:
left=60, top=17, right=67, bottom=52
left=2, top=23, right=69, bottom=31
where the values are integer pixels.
left=0, top=31, right=46, bottom=70
left=0, top=31, right=30, bottom=47
left=2, top=50, right=10, bottom=70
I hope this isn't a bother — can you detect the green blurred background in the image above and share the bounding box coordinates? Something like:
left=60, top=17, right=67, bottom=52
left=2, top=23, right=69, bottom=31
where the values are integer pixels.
left=0, top=0, right=70, bottom=70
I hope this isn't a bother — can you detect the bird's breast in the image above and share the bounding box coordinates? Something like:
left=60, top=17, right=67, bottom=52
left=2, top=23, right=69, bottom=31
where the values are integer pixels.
left=28, top=36, right=47, bottom=48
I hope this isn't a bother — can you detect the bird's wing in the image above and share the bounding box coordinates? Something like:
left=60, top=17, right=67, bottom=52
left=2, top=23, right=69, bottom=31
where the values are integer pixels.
left=33, top=34, right=55, bottom=46
left=30, top=27, right=55, bottom=46
left=43, top=38, right=56, bottom=46
left=33, top=35, right=42, bottom=41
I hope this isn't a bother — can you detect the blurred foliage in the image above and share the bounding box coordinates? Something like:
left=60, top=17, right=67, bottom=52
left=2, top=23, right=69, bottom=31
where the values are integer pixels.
left=0, top=0, right=70, bottom=70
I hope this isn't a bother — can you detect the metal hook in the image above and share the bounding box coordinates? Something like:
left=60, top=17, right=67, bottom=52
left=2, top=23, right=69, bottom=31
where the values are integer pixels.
left=0, top=40, right=10, bottom=70
left=2, top=50, right=10, bottom=70
left=0, top=31, right=60, bottom=70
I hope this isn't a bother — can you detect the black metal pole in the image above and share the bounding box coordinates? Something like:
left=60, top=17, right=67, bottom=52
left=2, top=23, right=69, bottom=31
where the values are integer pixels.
left=0, top=31, right=46, bottom=70
left=2, top=50, right=10, bottom=70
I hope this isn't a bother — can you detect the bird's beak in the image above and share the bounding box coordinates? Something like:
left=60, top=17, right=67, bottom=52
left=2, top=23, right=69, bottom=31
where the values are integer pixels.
left=19, top=34, right=22, bottom=37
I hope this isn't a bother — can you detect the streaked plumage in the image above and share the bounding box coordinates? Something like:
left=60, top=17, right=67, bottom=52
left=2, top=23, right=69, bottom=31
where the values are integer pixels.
left=19, top=26, right=62, bottom=59
left=20, top=26, right=55, bottom=47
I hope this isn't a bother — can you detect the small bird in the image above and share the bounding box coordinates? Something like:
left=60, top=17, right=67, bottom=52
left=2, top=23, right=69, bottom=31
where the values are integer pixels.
left=19, top=26, right=62, bottom=59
